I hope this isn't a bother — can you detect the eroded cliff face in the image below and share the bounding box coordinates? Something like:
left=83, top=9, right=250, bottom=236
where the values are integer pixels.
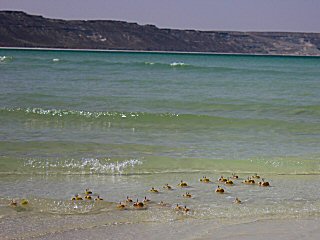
left=1, top=11, right=320, bottom=55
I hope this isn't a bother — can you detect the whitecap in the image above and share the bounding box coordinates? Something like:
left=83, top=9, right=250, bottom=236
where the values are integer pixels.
left=170, top=62, right=187, bottom=67
left=24, top=158, right=143, bottom=175
left=0, top=56, right=13, bottom=63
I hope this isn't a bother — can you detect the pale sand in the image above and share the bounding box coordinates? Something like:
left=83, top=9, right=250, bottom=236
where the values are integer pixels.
left=25, top=218, right=319, bottom=240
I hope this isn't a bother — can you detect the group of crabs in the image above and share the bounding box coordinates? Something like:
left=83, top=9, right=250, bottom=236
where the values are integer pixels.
left=8, top=173, right=269, bottom=213
left=70, top=173, right=270, bottom=214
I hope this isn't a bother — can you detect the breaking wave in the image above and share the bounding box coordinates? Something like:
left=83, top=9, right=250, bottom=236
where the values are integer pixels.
left=0, top=55, right=13, bottom=63
left=23, top=158, right=143, bottom=175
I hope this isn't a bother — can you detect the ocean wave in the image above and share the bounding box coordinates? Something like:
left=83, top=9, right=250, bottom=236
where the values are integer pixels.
left=74, top=60, right=212, bottom=71
left=1, top=54, right=299, bottom=74
left=23, top=158, right=143, bottom=175
left=142, top=61, right=192, bottom=69
left=2, top=106, right=320, bottom=124
left=0, top=56, right=13, bottom=63
left=17, top=154, right=320, bottom=176
left=0, top=151, right=319, bottom=175
left=169, top=62, right=189, bottom=67
left=1, top=107, right=180, bottom=120
left=144, top=61, right=155, bottom=65
left=139, top=61, right=300, bottom=74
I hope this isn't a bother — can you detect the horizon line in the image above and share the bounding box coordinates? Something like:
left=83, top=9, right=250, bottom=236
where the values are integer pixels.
left=1, top=47, right=320, bottom=58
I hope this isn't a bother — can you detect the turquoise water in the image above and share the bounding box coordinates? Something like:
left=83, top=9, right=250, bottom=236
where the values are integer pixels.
left=1, top=49, right=319, bottom=175
left=0, top=49, right=320, bottom=237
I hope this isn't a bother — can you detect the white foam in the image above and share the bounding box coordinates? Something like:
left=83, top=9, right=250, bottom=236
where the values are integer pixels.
left=0, top=56, right=13, bottom=63
left=170, top=62, right=187, bottom=67
left=52, top=58, right=60, bottom=62
left=24, top=158, right=143, bottom=175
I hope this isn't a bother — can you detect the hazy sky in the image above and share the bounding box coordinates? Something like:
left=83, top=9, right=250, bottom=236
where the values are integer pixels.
left=1, top=0, right=320, bottom=32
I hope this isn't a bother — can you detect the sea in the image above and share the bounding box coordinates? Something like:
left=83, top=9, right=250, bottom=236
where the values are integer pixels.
left=0, top=49, right=319, bottom=238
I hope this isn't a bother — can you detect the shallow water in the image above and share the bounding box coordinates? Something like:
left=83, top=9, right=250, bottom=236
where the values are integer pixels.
left=0, top=49, right=320, bottom=237
left=0, top=173, right=319, bottom=239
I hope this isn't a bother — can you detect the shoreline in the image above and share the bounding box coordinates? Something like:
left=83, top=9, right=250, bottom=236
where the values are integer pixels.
left=1, top=173, right=319, bottom=240
left=1, top=46, right=320, bottom=58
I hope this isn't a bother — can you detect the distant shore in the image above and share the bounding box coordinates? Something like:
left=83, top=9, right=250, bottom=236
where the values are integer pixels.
left=2, top=11, right=320, bottom=56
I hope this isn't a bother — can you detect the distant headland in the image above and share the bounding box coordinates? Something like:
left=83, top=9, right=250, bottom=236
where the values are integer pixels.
left=1, top=11, right=320, bottom=56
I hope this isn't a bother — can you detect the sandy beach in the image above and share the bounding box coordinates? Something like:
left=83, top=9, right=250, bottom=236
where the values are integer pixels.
left=49, top=219, right=320, bottom=240
left=2, top=215, right=318, bottom=240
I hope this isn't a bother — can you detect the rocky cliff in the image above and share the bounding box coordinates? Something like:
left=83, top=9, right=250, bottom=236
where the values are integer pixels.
left=1, top=11, right=320, bottom=55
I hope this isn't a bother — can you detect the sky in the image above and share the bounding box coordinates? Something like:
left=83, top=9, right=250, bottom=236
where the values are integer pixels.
left=1, top=0, right=320, bottom=32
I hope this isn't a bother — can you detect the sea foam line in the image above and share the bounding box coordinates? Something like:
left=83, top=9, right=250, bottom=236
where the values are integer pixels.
left=170, top=62, right=188, bottom=67
left=3, top=107, right=180, bottom=119
left=24, top=158, right=143, bottom=175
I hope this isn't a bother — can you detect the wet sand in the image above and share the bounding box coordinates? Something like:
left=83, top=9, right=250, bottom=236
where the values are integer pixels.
left=204, top=218, right=320, bottom=240
left=3, top=217, right=318, bottom=240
